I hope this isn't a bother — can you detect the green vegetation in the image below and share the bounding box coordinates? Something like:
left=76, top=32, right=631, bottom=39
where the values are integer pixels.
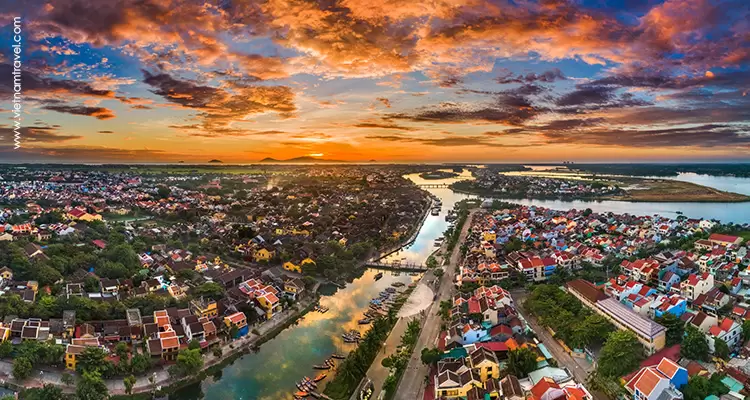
left=681, top=374, right=730, bottom=400
left=382, top=319, right=421, bottom=400
left=506, top=347, right=539, bottom=378
left=420, top=347, right=442, bottom=366
left=76, top=370, right=109, bottom=400
left=444, top=201, right=471, bottom=252
left=655, top=313, right=685, bottom=347
left=12, top=356, right=32, bottom=380
left=596, top=330, right=644, bottom=378
left=681, top=325, right=710, bottom=361
left=524, top=285, right=614, bottom=349
left=714, top=337, right=730, bottom=361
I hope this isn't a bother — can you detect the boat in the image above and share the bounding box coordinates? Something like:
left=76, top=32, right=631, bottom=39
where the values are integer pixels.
left=431, top=208, right=440, bottom=216
left=312, top=364, right=330, bottom=370
left=358, top=318, right=372, bottom=325
left=310, top=392, right=321, bottom=399
left=295, top=391, right=309, bottom=397
left=331, top=354, right=346, bottom=359
left=374, top=272, right=383, bottom=280
left=304, top=377, right=318, bottom=388
left=391, top=282, right=404, bottom=287
left=314, top=373, right=327, bottom=382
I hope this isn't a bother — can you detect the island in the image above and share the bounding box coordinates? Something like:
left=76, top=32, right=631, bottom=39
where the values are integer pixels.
left=450, top=168, right=750, bottom=202
left=418, top=170, right=459, bottom=180
left=260, top=156, right=346, bottom=163
left=208, top=159, right=222, bottom=163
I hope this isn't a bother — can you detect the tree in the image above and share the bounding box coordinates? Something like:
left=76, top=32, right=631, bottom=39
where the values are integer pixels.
left=682, top=375, right=730, bottom=400
left=714, top=337, right=730, bottom=361
left=12, top=356, right=32, bottom=380
left=191, top=282, right=224, bottom=300
left=23, top=385, right=65, bottom=400
left=229, top=323, right=239, bottom=339
left=124, top=374, right=137, bottom=395
left=76, top=346, right=108, bottom=374
left=76, top=370, right=109, bottom=400
left=507, top=347, right=538, bottom=378
left=656, top=313, right=685, bottom=346
left=131, top=353, right=151, bottom=374
left=115, top=341, right=129, bottom=360
left=0, top=340, right=12, bottom=358
left=681, top=325, right=710, bottom=361
left=420, top=347, right=442, bottom=365
left=61, top=372, right=75, bottom=386
left=742, top=320, right=750, bottom=342
left=188, top=339, right=201, bottom=350
left=157, top=186, right=171, bottom=199
left=176, top=348, right=203, bottom=376
left=597, top=331, right=643, bottom=377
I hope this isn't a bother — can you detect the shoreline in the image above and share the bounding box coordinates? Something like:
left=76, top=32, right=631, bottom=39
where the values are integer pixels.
left=450, top=182, right=750, bottom=203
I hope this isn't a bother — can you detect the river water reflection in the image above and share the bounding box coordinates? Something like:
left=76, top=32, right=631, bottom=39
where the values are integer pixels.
left=188, top=269, right=418, bottom=400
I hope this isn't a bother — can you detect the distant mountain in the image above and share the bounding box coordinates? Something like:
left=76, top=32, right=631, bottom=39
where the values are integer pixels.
left=208, top=159, right=223, bottom=163
left=259, top=156, right=347, bottom=163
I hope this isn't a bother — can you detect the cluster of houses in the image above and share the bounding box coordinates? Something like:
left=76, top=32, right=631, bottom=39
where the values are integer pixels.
left=431, top=283, right=595, bottom=400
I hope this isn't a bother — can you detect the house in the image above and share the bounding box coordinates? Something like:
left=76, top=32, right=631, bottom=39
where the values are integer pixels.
left=462, top=324, right=488, bottom=345
left=500, top=375, right=525, bottom=400
left=283, top=277, right=305, bottom=300
left=190, top=298, right=218, bottom=319
left=23, top=243, right=45, bottom=259
left=468, top=346, right=500, bottom=382
left=254, top=247, right=275, bottom=262
left=435, top=360, right=483, bottom=399
left=65, top=338, right=104, bottom=370
left=224, top=312, right=248, bottom=338
left=625, top=358, right=687, bottom=400
left=708, top=318, right=743, bottom=353
left=680, top=273, right=715, bottom=302
left=709, top=234, right=743, bottom=247
left=529, top=377, right=592, bottom=400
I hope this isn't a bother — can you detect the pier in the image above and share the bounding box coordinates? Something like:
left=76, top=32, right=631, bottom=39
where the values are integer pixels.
left=417, top=183, right=451, bottom=188
left=364, top=260, right=427, bottom=272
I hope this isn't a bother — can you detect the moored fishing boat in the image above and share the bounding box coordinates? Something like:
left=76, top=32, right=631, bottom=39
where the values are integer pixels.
left=314, top=373, right=327, bottom=382
left=295, top=391, right=309, bottom=397
left=374, top=272, right=383, bottom=280
left=312, top=364, right=330, bottom=370
left=331, top=354, right=346, bottom=359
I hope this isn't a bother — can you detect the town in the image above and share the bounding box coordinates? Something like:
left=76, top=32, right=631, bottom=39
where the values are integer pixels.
left=408, top=201, right=750, bottom=400
left=1, top=165, right=750, bottom=400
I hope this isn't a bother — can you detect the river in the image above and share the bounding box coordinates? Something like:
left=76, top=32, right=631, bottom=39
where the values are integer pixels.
left=181, top=169, right=750, bottom=399
left=184, top=269, right=419, bottom=400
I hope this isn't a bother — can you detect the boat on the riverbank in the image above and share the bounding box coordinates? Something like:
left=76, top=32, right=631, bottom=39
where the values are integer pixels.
left=295, top=391, right=308, bottom=398
left=358, top=317, right=372, bottom=325
left=313, top=373, right=327, bottom=382
left=312, top=364, right=331, bottom=370
left=331, top=354, right=346, bottom=359
left=430, top=207, right=440, bottom=216
left=374, top=272, right=383, bottom=280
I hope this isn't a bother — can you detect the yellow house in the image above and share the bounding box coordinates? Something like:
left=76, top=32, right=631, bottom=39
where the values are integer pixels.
left=256, top=292, right=281, bottom=319
left=283, top=261, right=302, bottom=273
left=391, top=231, right=401, bottom=240
left=190, top=298, right=218, bottom=319
left=0, top=267, right=13, bottom=281
left=0, top=326, right=9, bottom=343
left=275, top=228, right=286, bottom=235
left=65, top=345, right=86, bottom=370
left=469, top=347, right=500, bottom=382
left=292, top=229, right=310, bottom=236
left=301, top=258, right=316, bottom=267
left=435, top=369, right=483, bottom=398
left=254, top=248, right=275, bottom=262
left=482, top=231, right=497, bottom=242
left=284, top=278, right=305, bottom=299
left=339, top=237, right=348, bottom=247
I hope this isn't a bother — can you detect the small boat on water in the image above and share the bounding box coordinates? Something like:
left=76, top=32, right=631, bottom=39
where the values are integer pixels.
left=391, top=282, right=404, bottom=287
left=431, top=208, right=440, bottom=216
left=312, top=364, right=330, bottom=370
left=374, top=272, right=383, bottom=280
left=295, top=391, right=309, bottom=397
left=314, top=373, right=327, bottom=382
left=358, top=318, right=372, bottom=325
left=331, top=354, right=346, bottom=359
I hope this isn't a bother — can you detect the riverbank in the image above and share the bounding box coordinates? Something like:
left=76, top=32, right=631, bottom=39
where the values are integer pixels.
left=451, top=176, right=750, bottom=203
left=604, top=178, right=750, bottom=202
left=418, top=171, right=459, bottom=180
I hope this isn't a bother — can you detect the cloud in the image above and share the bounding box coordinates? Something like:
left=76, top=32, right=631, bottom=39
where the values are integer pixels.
left=495, top=68, right=566, bottom=84
left=142, top=70, right=296, bottom=134
left=541, top=124, right=750, bottom=148
left=42, top=105, right=116, bottom=120
left=375, top=97, right=392, bottom=108
left=0, top=63, right=115, bottom=99
left=0, top=126, right=82, bottom=143
left=352, top=121, right=416, bottom=131
left=365, top=134, right=532, bottom=147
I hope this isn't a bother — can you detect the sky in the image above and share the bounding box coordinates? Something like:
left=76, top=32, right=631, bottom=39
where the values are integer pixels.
left=0, top=0, right=748, bottom=163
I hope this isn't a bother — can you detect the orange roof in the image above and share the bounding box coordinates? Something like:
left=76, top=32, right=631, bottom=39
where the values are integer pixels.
left=158, top=330, right=176, bottom=339
left=564, top=386, right=587, bottom=400
left=657, top=358, right=681, bottom=379
left=633, top=368, right=664, bottom=396
left=226, top=312, right=246, bottom=325
left=505, top=338, right=519, bottom=351
left=531, top=377, right=559, bottom=400
left=160, top=337, right=179, bottom=349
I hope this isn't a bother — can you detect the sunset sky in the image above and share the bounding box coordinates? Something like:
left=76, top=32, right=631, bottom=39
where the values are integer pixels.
left=0, top=0, right=749, bottom=163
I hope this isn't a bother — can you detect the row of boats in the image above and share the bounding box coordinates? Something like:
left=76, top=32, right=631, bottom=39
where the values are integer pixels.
left=313, top=305, right=329, bottom=313
left=292, top=353, right=347, bottom=398
left=342, top=330, right=362, bottom=343
left=358, top=286, right=401, bottom=325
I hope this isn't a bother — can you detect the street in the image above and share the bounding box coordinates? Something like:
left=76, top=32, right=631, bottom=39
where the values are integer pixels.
left=394, top=210, right=477, bottom=400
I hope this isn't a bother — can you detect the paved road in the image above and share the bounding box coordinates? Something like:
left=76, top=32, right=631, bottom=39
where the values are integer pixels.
left=512, top=290, right=608, bottom=400
left=366, top=314, right=424, bottom=399
left=395, top=210, right=477, bottom=400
